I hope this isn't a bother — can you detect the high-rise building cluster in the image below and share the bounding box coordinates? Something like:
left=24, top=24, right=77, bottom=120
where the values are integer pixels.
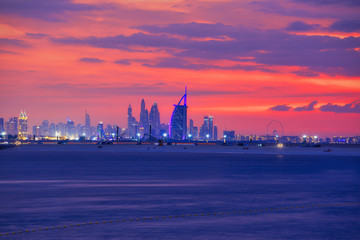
left=2, top=88, right=356, bottom=143
left=0, top=88, right=219, bottom=141
left=0, top=111, right=28, bottom=139
left=29, top=113, right=120, bottom=140
left=127, top=99, right=166, bottom=139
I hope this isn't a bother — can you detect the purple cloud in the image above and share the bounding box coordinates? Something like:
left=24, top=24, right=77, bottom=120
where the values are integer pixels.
left=51, top=32, right=182, bottom=51
left=319, top=100, right=360, bottom=113
left=0, top=49, right=18, bottom=54
left=0, top=0, right=98, bottom=21
left=136, top=22, right=235, bottom=38
left=291, top=69, right=319, bottom=77
left=0, top=38, right=29, bottom=47
left=51, top=22, right=360, bottom=76
left=79, top=57, right=105, bottom=63
left=114, top=59, right=131, bottom=65
left=142, top=57, right=277, bottom=72
left=250, top=1, right=360, bottom=19
left=270, top=100, right=360, bottom=113
left=285, top=21, right=321, bottom=32
left=38, top=82, right=245, bottom=97
left=26, top=33, right=50, bottom=38
left=329, top=20, right=360, bottom=33
left=269, top=105, right=292, bottom=111
left=292, top=0, right=360, bottom=7
left=143, top=58, right=207, bottom=70
left=294, top=101, right=318, bottom=111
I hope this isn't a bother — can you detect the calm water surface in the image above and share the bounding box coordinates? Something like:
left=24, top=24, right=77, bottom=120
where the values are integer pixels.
left=0, top=147, right=359, bottom=239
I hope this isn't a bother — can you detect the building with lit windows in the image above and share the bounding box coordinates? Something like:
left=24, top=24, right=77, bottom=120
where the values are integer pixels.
left=170, top=88, right=188, bottom=140
left=149, top=102, right=161, bottom=137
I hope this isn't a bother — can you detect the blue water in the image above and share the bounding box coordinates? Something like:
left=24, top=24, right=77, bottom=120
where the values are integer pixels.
left=0, top=147, right=360, bottom=239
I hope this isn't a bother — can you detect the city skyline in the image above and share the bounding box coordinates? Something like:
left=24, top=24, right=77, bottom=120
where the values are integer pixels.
left=1, top=97, right=359, bottom=139
left=1, top=0, right=360, bottom=137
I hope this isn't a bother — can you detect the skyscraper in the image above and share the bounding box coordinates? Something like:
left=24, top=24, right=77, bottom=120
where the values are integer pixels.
left=209, top=116, right=213, bottom=140
left=0, top=118, right=4, bottom=133
left=127, top=104, right=135, bottom=137
left=49, top=123, right=56, bottom=137
left=7, top=117, right=18, bottom=136
left=127, top=104, right=132, bottom=129
left=139, top=99, right=149, bottom=135
left=149, top=102, right=160, bottom=137
left=170, top=88, right=188, bottom=140
left=97, top=121, right=105, bottom=138
left=85, top=110, right=91, bottom=138
left=189, top=119, right=194, bottom=135
left=33, top=125, right=38, bottom=136
left=214, top=125, right=218, bottom=141
left=201, top=115, right=213, bottom=140
left=39, top=120, right=49, bottom=137
left=65, top=117, right=75, bottom=137
left=18, top=111, right=28, bottom=138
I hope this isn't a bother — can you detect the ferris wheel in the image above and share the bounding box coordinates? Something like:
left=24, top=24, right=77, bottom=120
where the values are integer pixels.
left=266, top=120, right=284, bottom=138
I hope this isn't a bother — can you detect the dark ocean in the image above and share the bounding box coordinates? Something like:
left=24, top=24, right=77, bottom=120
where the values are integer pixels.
left=1, top=146, right=359, bottom=239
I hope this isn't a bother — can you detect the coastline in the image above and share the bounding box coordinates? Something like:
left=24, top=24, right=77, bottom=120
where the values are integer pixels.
left=2, top=143, right=360, bottom=157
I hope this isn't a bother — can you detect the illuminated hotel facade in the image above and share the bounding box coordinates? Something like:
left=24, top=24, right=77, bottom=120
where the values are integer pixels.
left=18, top=111, right=28, bottom=138
left=169, top=88, right=188, bottom=140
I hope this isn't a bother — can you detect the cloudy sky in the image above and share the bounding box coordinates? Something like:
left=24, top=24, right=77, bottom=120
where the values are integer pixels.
left=0, top=0, right=359, bottom=137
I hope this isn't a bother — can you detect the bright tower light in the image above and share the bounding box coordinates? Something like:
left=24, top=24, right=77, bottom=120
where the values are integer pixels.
left=137, top=133, right=141, bottom=137
left=188, top=134, right=192, bottom=138
left=163, top=133, right=167, bottom=137
left=206, top=134, right=209, bottom=138
left=303, top=135, right=307, bottom=138
left=314, top=136, right=318, bottom=139
left=224, top=135, right=227, bottom=138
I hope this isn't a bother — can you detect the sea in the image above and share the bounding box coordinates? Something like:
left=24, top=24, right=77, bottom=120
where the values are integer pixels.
left=0, top=145, right=359, bottom=239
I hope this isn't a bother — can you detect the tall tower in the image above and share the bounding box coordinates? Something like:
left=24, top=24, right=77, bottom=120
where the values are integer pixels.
left=8, top=117, right=19, bottom=136
left=189, top=119, right=194, bottom=135
left=0, top=118, right=4, bottom=133
left=202, top=115, right=213, bottom=140
left=149, top=102, right=160, bottom=137
left=18, top=111, right=28, bottom=138
left=85, top=110, right=91, bottom=138
left=141, top=99, right=145, bottom=113
left=139, top=99, right=149, bottom=135
left=214, top=125, right=218, bottom=141
left=127, top=104, right=137, bottom=138
left=209, top=116, right=213, bottom=140
left=170, top=87, right=188, bottom=140
left=127, top=104, right=132, bottom=129
left=97, top=121, right=105, bottom=138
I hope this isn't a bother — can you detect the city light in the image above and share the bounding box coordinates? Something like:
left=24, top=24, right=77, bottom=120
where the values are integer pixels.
left=1, top=132, right=6, bottom=136
left=314, top=136, right=318, bottom=139
left=188, top=134, right=192, bottom=138
left=303, top=135, right=307, bottom=138
left=206, top=134, right=209, bottom=138
left=277, top=143, right=284, bottom=148
left=163, top=133, right=167, bottom=137
left=223, top=135, right=227, bottom=138
left=137, top=133, right=141, bottom=137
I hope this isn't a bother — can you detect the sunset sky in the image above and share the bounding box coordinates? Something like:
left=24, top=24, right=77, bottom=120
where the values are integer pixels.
left=1, top=0, right=360, bottom=137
